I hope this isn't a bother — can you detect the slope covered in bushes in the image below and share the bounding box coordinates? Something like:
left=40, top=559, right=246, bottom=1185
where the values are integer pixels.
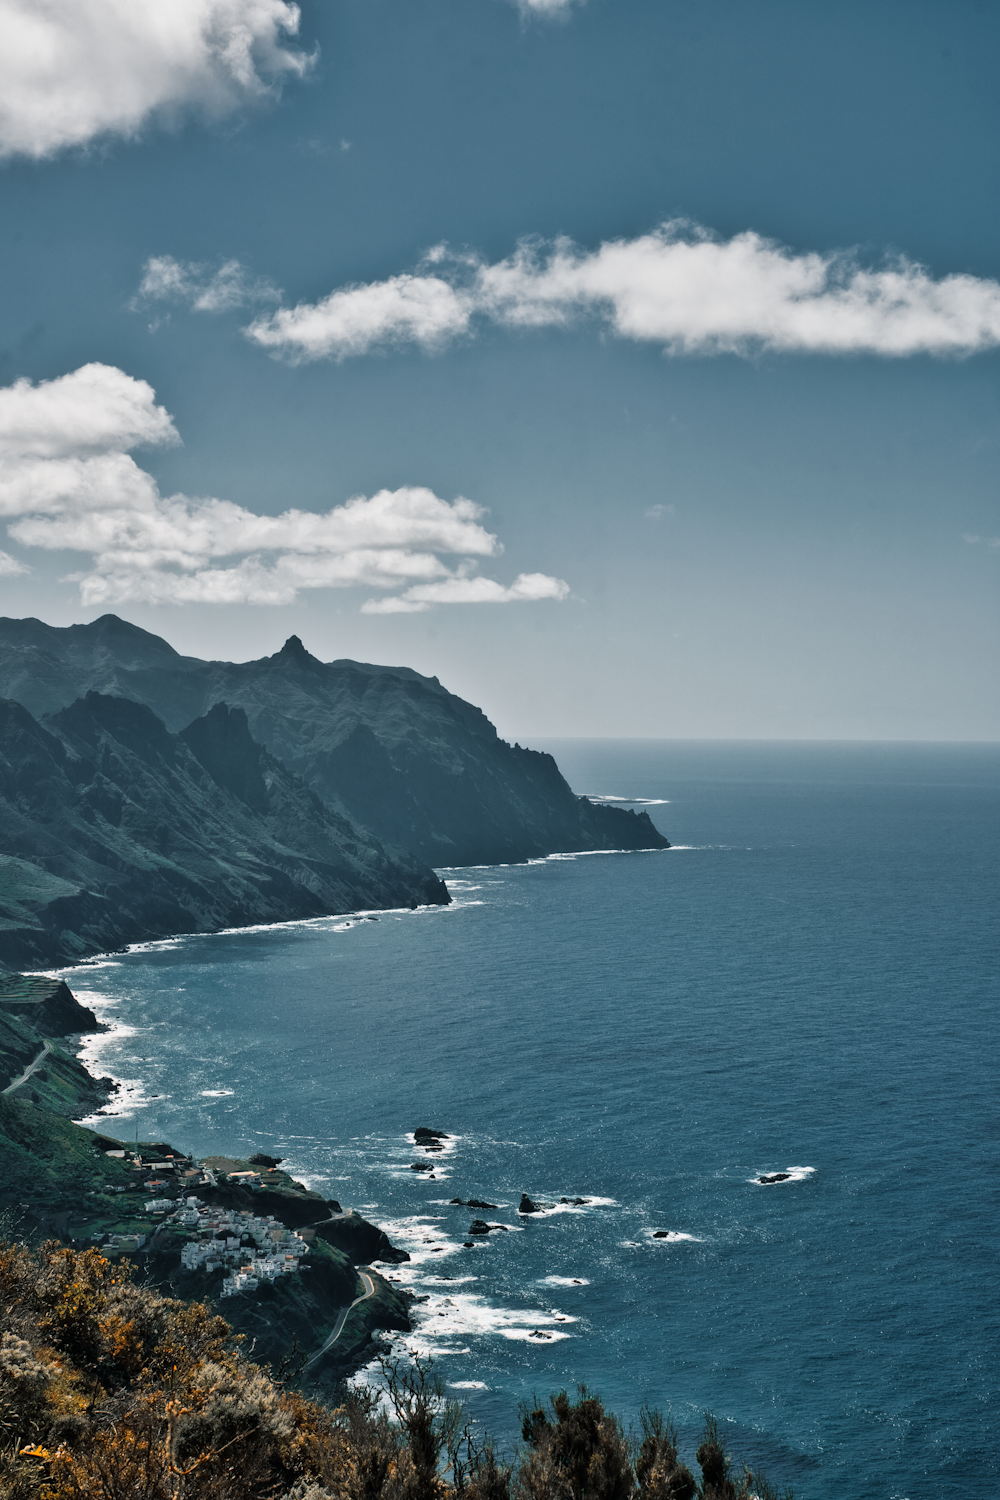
left=0, top=1240, right=791, bottom=1500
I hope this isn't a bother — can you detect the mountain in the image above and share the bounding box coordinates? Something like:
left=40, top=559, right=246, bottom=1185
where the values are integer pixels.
left=0, top=615, right=669, bottom=866
left=0, top=692, right=447, bottom=968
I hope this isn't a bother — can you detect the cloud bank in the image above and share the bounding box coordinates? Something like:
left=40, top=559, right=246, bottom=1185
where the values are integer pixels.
left=0, top=364, right=568, bottom=611
left=0, top=0, right=313, bottom=160
left=244, top=222, right=1000, bottom=362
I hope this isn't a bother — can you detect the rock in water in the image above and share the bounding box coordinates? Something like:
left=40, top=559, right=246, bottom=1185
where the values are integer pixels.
left=468, top=1220, right=491, bottom=1235
left=414, top=1127, right=449, bottom=1142
left=758, top=1173, right=792, bottom=1184
left=519, top=1193, right=539, bottom=1214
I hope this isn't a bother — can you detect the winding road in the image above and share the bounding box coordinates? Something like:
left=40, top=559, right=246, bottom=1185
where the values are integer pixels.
left=3, top=1040, right=52, bottom=1095
left=303, top=1269, right=377, bottom=1371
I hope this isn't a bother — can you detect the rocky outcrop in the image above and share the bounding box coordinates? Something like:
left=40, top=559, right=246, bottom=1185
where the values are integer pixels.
left=313, top=1210, right=410, bottom=1265
left=0, top=971, right=113, bottom=1117
left=0, top=693, right=448, bottom=968
left=0, top=971, right=101, bottom=1035
left=0, top=616, right=671, bottom=867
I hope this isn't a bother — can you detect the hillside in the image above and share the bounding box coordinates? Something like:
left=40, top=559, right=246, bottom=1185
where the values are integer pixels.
left=0, top=615, right=670, bottom=866
left=0, top=1235, right=787, bottom=1500
left=0, top=692, right=447, bottom=969
left=0, top=974, right=792, bottom=1500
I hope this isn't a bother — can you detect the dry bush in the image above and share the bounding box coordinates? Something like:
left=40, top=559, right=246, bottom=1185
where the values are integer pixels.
left=0, top=1241, right=793, bottom=1500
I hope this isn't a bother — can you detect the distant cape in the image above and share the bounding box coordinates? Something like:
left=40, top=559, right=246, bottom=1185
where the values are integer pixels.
left=0, top=614, right=670, bottom=869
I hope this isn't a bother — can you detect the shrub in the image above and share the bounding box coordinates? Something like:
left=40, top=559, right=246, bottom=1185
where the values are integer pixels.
left=0, top=1241, right=792, bottom=1500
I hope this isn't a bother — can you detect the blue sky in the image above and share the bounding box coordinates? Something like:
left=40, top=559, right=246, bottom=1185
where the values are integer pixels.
left=0, top=0, right=998, bottom=739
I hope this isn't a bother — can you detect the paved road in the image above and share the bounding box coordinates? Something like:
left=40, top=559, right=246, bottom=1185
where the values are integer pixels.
left=303, top=1270, right=377, bottom=1370
left=3, top=1040, right=52, bottom=1095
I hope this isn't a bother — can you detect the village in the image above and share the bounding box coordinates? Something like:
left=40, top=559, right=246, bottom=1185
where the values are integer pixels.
left=89, top=1144, right=311, bottom=1298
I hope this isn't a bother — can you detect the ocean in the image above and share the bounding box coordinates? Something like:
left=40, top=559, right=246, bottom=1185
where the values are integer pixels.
left=67, top=740, right=999, bottom=1500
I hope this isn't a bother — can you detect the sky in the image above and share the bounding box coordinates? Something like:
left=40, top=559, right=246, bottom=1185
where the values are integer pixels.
left=0, top=0, right=998, bottom=741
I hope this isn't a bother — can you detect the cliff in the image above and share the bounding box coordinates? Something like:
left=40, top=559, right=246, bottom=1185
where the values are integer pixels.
left=0, top=615, right=669, bottom=867
left=0, top=969, right=101, bottom=1038
left=0, top=692, right=447, bottom=969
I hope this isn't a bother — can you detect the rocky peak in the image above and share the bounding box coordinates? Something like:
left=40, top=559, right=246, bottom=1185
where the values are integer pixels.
left=180, top=702, right=270, bottom=814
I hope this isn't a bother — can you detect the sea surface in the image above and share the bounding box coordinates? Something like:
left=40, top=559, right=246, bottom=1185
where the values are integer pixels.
left=65, top=740, right=998, bottom=1500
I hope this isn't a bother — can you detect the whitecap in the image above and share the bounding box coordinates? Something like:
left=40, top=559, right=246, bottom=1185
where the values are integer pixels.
left=578, top=794, right=671, bottom=806
left=751, top=1165, right=816, bottom=1185
left=520, top=1194, right=617, bottom=1216
left=501, top=1328, right=572, bottom=1343
left=200, top=1089, right=234, bottom=1097
left=647, top=1230, right=701, bottom=1243
left=540, top=1275, right=591, bottom=1286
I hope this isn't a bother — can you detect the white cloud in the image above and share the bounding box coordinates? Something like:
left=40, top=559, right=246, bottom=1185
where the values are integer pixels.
left=0, top=0, right=313, bottom=161
left=132, top=255, right=281, bottom=314
left=515, top=0, right=578, bottom=12
left=516, top=0, right=581, bottom=14
left=0, top=364, right=569, bottom=611
left=245, top=222, right=1000, bottom=363
left=247, top=272, right=473, bottom=360
left=0, top=362, right=177, bottom=461
left=0, top=549, right=28, bottom=576
left=362, top=572, right=571, bottom=614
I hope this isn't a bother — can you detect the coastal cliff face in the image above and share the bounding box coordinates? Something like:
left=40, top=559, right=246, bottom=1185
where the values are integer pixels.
left=0, top=692, right=447, bottom=969
left=0, top=614, right=669, bottom=865
left=0, top=970, right=112, bottom=1117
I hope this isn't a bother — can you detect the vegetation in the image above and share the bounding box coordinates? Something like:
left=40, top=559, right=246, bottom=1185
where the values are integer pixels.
left=0, top=1238, right=792, bottom=1500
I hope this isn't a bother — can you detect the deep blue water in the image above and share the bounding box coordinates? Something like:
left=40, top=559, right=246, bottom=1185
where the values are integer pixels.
left=67, top=741, right=999, bottom=1500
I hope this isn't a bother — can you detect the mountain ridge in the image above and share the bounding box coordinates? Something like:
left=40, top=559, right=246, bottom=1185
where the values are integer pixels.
left=0, top=690, right=447, bottom=968
left=0, top=614, right=670, bottom=867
